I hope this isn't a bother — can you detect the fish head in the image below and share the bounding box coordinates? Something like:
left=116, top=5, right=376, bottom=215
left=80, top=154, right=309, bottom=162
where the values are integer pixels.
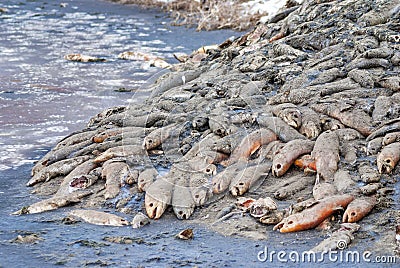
left=301, top=122, right=320, bottom=140
left=283, top=109, right=302, bottom=129
left=145, top=194, right=168, bottom=220
left=343, top=207, right=359, bottom=223
left=143, top=136, right=160, bottom=150
left=272, top=158, right=287, bottom=177
left=274, top=214, right=303, bottom=233
left=211, top=174, right=231, bottom=194
left=377, top=157, right=395, bottom=174
left=132, top=213, right=150, bottom=229
left=173, top=205, right=195, bottom=220
left=192, top=187, right=212, bottom=206
left=230, top=180, right=250, bottom=196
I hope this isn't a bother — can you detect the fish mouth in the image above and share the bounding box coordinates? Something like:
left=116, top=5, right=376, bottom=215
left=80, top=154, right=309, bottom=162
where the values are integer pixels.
left=378, top=158, right=394, bottom=173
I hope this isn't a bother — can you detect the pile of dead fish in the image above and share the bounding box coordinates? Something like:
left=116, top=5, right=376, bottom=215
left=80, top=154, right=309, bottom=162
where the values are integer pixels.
left=16, top=0, right=400, bottom=252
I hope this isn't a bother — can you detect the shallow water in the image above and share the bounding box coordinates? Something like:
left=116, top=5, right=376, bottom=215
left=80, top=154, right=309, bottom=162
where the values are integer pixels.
left=0, top=0, right=398, bottom=267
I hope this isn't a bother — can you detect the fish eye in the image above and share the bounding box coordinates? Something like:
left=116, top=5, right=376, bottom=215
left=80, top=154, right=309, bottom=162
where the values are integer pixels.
left=288, top=221, right=293, bottom=225
left=351, top=212, right=356, bottom=216
left=195, top=194, right=199, bottom=198
left=276, top=164, right=282, bottom=170
left=149, top=203, right=154, bottom=207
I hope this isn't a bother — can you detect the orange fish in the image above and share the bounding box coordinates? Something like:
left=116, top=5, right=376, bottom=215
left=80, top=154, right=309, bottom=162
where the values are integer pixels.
left=222, top=128, right=277, bottom=166
left=273, top=194, right=354, bottom=233
left=272, top=139, right=315, bottom=176
left=343, top=197, right=376, bottom=223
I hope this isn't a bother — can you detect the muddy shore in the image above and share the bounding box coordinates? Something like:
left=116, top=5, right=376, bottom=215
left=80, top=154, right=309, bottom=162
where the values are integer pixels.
left=14, top=0, right=400, bottom=265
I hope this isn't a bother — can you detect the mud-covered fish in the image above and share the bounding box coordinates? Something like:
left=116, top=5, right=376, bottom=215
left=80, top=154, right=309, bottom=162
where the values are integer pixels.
left=172, top=176, right=195, bottom=220
left=272, top=139, right=315, bottom=177
left=313, top=101, right=374, bottom=137
left=143, top=124, right=176, bottom=150
left=299, top=107, right=321, bottom=140
left=382, top=132, right=400, bottom=146
left=311, top=130, right=340, bottom=181
left=93, top=145, right=144, bottom=163
left=229, top=161, right=272, bottom=196
left=273, top=194, right=354, bottom=233
left=222, top=128, right=277, bottom=166
left=27, top=155, right=91, bottom=187
left=69, top=209, right=129, bottom=226
left=377, top=142, right=400, bottom=173
left=13, top=191, right=91, bottom=215
left=343, top=197, right=376, bottom=223
left=310, top=223, right=360, bottom=252
left=145, top=175, right=175, bottom=219
left=257, top=115, right=306, bottom=142
left=101, top=161, right=133, bottom=199
left=271, top=103, right=302, bottom=129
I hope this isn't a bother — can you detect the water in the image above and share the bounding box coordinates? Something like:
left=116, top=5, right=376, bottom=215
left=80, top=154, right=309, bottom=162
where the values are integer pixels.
left=0, top=0, right=397, bottom=267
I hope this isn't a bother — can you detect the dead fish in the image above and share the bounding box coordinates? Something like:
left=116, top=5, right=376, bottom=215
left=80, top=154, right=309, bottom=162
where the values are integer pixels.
left=211, top=164, right=240, bottom=194
left=92, top=129, right=124, bottom=143
left=131, top=212, right=150, bottom=229
left=272, top=139, right=315, bottom=177
left=143, top=124, right=176, bottom=150
left=299, top=107, right=321, bottom=139
left=313, top=102, right=374, bottom=137
left=145, top=175, right=175, bottom=219
left=271, top=103, right=302, bottom=129
left=32, top=139, right=93, bottom=176
left=347, top=69, right=375, bottom=88
left=257, top=115, right=306, bottom=142
left=343, top=197, right=376, bottom=223
left=27, top=155, right=91, bottom=187
left=54, top=129, right=99, bottom=150
left=102, top=161, right=132, bottom=200
left=172, top=176, right=195, bottom=220
left=64, top=54, right=106, bottom=62
left=311, top=130, right=340, bottom=181
left=189, top=172, right=212, bottom=206
left=94, top=145, right=144, bottom=163
left=260, top=210, right=286, bottom=225
left=69, top=209, right=129, bottom=226
left=311, top=223, right=360, bottom=252
left=273, top=194, right=354, bottom=233
left=13, top=191, right=91, bottom=215
left=257, top=140, right=284, bottom=161
left=235, top=197, right=256, bottom=210
left=212, top=131, right=248, bottom=155
left=138, top=168, right=158, bottom=192
left=382, top=132, right=400, bottom=146
left=222, top=128, right=277, bottom=166
left=229, top=161, right=272, bottom=196
left=249, top=197, right=277, bottom=218
left=377, top=142, right=400, bottom=173
left=312, top=182, right=338, bottom=201
left=320, top=115, right=345, bottom=132
left=176, top=228, right=193, bottom=240
left=366, top=119, right=400, bottom=142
